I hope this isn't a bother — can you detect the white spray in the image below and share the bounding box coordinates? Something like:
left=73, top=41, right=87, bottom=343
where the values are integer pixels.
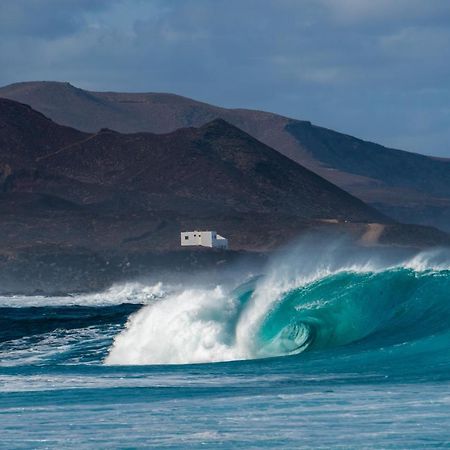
left=105, top=237, right=450, bottom=365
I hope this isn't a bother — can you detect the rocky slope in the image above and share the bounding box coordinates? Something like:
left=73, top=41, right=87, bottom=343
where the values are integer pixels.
left=0, top=96, right=384, bottom=230
left=1, top=81, right=449, bottom=231
left=0, top=97, right=448, bottom=294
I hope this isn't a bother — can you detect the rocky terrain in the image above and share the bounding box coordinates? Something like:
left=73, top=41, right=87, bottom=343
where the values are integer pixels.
left=1, top=81, right=449, bottom=231
left=0, top=97, right=448, bottom=294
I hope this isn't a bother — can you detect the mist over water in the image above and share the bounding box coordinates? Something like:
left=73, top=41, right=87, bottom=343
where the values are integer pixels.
left=1, top=236, right=450, bottom=448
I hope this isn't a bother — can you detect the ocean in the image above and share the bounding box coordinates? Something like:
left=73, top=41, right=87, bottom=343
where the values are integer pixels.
left=1, top=239, right=449, bottom=449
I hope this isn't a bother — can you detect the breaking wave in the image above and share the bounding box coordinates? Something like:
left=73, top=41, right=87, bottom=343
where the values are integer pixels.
left=105, top=241, right=450, bottom=365
left=1, top=238, right=449, bottom=368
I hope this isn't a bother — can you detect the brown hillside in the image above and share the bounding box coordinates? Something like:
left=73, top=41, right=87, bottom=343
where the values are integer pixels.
left=2, top=81, right=448, bottom=231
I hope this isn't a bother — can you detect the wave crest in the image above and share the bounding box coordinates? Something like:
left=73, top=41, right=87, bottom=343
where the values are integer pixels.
left=106, top=241, right=450, bottom=365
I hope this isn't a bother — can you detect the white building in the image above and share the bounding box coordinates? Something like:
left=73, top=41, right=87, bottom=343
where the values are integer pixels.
left=180, top=231, right=228, bottom=249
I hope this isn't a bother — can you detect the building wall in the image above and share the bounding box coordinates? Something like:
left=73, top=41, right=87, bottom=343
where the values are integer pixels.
left=180, top=231, right=201, bottom=246
left=213, top=235, right=228, bottom=248
left=200, top=231, right=214, bottom=247
left=181, top=231, right=228, bottom=249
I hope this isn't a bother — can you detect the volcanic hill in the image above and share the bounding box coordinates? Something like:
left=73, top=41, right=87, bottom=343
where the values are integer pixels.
left=0, top=97, right=448, bottom=294
left=1, top=81, right=449, bottom=231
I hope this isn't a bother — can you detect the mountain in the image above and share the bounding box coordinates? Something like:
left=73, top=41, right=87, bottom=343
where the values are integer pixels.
left=1, top=81, right=448, bottom=231
left=0, top=97, right=87, bottom=168
left=1, top=98, right=448, bottom=294
left=0, top=97, right=384, bottom=224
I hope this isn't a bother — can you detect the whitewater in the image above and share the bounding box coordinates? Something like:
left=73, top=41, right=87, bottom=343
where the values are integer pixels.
left=1, top=237, right=450, bottom=448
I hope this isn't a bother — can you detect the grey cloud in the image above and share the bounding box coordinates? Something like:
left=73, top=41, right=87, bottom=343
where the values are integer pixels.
left=0, top=0, right=449, bottom=156
left=0, top=0, right=113, bottom=39
left=320, top=0, right=450, bottom=27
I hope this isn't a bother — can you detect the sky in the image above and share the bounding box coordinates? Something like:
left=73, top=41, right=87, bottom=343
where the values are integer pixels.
left=1, top=0, right=449, bottom=157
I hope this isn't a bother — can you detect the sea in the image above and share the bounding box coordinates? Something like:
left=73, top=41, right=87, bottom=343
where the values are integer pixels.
left=1, top=238, right=449, bottom=449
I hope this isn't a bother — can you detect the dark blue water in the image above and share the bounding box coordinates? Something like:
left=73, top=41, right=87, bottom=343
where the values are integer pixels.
left=1, top=242, right=449, bottom=448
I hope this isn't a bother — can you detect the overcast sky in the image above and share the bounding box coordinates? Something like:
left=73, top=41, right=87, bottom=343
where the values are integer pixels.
left=1, top=0, right=449, bottom=157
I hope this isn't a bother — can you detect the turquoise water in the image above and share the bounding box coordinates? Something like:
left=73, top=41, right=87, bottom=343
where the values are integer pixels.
left=1, top=241, right=450, bottom=448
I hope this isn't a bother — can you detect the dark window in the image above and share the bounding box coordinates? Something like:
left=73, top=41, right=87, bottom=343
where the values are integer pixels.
left=184, top=236, right=189, bottom=240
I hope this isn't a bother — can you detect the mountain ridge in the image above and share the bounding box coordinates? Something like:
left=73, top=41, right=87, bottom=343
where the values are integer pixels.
left=0, top=96, right=388, bottom=252
left=1, top=96, right=448, bottom=294
left=2, top=81, right=448, bottom=231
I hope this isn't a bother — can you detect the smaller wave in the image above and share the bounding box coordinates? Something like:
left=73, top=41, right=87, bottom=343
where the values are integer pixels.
left=0, top=304, right=139, bottom=367
left=0, top=325, right=117, bottom=367
left=0, top=282, right=166, bottom=308
left=0, top=304, right=139, bottom=343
